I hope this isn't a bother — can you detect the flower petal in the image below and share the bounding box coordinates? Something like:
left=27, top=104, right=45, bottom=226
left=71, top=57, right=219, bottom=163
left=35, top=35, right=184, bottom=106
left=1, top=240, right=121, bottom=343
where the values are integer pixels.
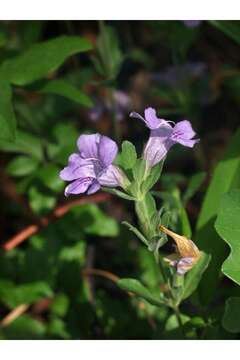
left=172, top=120, right=196, bottom=139
left=176, top=257, right=194, bottom=275
left=175, top=138, right=200, bottom=148
left=98, top=165, right=123, bottom=187
left=77, top=134, right=100, bottom=159
left=64, top=177, right=94, bottom=196
left=59, top=154, right=96, bottom=181
left=99, top=135, right=118, bottom=167
left=144, top=127, right=173, bottom=167
left=171, top=120, right=199, bottom=147
left=87, top=180, right=101, bottom=195
left=130, top=107, right=167, bottom=130
left=144, top=107, right=166, bottom=129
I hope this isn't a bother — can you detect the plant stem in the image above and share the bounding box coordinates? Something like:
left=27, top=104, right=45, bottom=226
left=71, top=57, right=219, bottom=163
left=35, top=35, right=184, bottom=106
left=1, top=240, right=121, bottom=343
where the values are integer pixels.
left=155, top=249, right=186, bottom=338
left=135, top=198, right=152, bottom=240
left=173, top=305, right=186, bottom=339
left=134, top=191, right=186, bottom=338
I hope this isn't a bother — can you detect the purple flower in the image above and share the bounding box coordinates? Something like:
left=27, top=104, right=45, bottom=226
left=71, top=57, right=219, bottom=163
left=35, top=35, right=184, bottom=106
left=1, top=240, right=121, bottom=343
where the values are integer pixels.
left=151, top=62, right=207, bottom=89
left=60, top=133, right=127, bottom=196
left=89, top=90, right=130, bottom=122
left=168, top=256, right=195, bottom=275
left=130, top=107, right=199, bottom=167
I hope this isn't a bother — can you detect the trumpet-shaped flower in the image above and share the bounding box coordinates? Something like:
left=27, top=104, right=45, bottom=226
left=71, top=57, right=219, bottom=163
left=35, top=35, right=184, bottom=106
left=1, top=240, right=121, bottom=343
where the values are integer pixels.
left=160, top=225, right=201, bottom=275
left=60, top=133, right=127, bottom=196
left=130, top=107, right=199, bottom=167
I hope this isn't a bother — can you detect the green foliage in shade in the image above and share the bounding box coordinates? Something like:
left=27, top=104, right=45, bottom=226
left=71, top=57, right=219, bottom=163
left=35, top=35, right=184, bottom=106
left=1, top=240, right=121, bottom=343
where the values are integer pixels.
left=181, top=252, right=211, bottom=301
left=0, top=280, right=53, bottom=308
left=38, top=79, right=93, bottom=108
left=117, top=278, right=164, bottom=307
left=92, top=22, right=123, bottom=79
left=222, top=297, right=240, bottom=333
left=0, top=130, right=43, bottom=160
left=47, top=317, right=70, bottom=339
left=29, top=186, right=57, bottom=215
left=0, top=79, right=16, bottom=140
left=183, top=171, right=206, bottom=205
left=164, top=313, right=190, bottom=339
left=37, top=164, right=64, bottom=193
left=0, top=35, right=92, bottom=141
left=72, top=204, right=119, bottom=237
left=6, top=155, right=39, bottom=177
left=178, top=206, right=192, bottom=238
left=1, top=36, right=92, bottom=86
left=0, top=315, right=46, bottom=340
left=215, top=190, right=240, bottom=285
left=209, top=21, right=240, bottom=45
left=49, top=294, right=70, bottom=317
left=195, top=128, right=240, bottom=304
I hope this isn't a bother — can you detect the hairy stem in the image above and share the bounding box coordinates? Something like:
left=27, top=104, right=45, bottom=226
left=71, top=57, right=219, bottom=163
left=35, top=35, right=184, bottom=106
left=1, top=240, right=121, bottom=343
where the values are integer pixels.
left=135, top=198, right=152, bottom=240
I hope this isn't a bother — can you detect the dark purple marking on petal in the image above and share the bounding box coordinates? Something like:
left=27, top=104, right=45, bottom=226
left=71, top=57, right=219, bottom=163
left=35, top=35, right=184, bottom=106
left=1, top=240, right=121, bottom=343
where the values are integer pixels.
left=64, top=177, right=94, bottom=196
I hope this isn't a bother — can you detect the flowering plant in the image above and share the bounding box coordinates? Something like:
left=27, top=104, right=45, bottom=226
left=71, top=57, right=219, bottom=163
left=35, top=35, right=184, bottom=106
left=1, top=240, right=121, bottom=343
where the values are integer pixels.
left=60, top=107, right=208, bottom=337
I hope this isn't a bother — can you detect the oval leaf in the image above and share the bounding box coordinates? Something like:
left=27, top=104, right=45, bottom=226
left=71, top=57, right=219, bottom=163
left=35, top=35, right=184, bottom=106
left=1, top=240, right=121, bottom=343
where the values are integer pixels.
left=117, top=278, right=163, bottom=307
left=215, top=189, right=240, bottom=285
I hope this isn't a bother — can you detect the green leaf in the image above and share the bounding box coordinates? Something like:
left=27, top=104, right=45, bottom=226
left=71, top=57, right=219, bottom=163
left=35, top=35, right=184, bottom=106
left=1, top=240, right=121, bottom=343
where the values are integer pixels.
left=119, top=140, right=137, bottom=170
left=215, top=189, right=240, bottom=285
left=37, top=164, right=64, bottom=193
left=183, top=171, right=206, bottom=205
left=141, top=161, right=164, bottom=194
left=94, top=23, right=123, bottom=79
left=0, top=280, right=53, bottom=308
left=144, top=192, right=157, bottom=219
left=7, top=155, right=39, bottom=177
left=195, top=128, right=240, bottom=304
left=209, top=21, right=240, bottom=45
left=59, top=241, right=86, bottom=263
left=222, top=297, right=240, bottom=333
left=37, top=79, right=93, bottom=108
left=29, top=186, right=56, bottom=215
left=122, top=221, right=148, bottom=245
left=73, top=204, right=119, bottom=237
left=1, top=35, right=92, bottom=86
left=2, top=315, right=46, bottom=340
left=49, top=294, right=69, bottom=317
left=135, top=193, right=156, bottom=239
left=117, top=278, right=164, bottom=307
left=0, top=79, right=16, bottom=140
left=47, top=317, right=70, bottom=339
left=178, top=206, right=192, bottom=239
left=126, top=181, right=140, bottom=198
left=165, top=313, right=190, bottom=332
left=102, top=187, right=135, bottom=201
left=132, top=159, right=146, bottom=184
left=0, top=129, right=43, bottom=160
left=181, top=252, right=211, bottom=301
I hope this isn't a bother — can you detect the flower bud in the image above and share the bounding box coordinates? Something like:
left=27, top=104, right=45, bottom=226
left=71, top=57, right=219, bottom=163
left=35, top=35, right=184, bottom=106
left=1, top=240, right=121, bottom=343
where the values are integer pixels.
left=160, top=225, right=201, bottom=275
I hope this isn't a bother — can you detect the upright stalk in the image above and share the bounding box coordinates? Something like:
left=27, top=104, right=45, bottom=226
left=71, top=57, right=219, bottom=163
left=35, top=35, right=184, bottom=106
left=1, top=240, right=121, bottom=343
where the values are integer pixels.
left=135, top=193, right=186, bottom=338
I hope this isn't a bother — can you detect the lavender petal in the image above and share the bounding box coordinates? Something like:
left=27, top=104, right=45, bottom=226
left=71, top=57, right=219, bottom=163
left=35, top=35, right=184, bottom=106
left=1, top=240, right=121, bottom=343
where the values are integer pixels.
left=99, top=135, right=118, bottom=167
left=77, top=134, right=100, bottom=159
left=64, top=177, right=94, bottom=196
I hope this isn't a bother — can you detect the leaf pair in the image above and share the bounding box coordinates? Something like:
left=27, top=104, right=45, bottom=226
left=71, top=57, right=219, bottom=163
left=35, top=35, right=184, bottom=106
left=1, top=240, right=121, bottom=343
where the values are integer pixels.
left=0, top=35, right=93, bottom=141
